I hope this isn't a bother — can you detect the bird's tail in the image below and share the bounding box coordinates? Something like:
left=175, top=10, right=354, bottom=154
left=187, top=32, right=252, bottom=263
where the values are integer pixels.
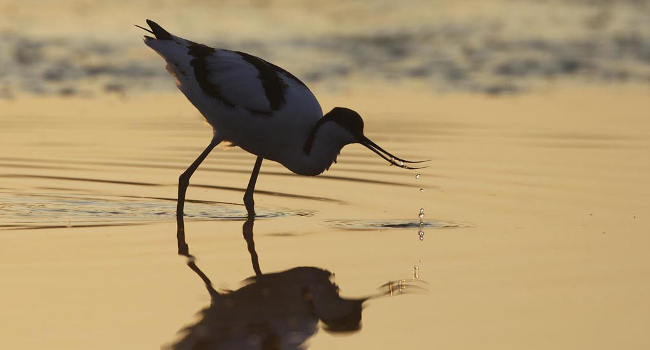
left=136, top=19, right=195, bottom=90
left=136, top=19, right=188, bottom=59
left=135, top=19, right=174, bottom=40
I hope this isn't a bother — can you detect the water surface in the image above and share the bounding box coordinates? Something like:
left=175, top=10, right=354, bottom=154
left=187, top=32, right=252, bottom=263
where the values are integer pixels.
left=2, top=88, right=649, bottom=349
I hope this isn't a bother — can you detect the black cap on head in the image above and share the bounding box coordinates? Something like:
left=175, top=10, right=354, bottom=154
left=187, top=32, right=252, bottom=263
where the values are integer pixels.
left=303, top=107, right=364, bottom=155
left=326, top=107, right=364, bottom=137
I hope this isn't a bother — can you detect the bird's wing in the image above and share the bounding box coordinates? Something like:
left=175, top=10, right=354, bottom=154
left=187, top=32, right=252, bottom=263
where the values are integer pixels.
left=203, top=48, right=317, bottom=116
left=141, top=20, right=313, bottom=117
left=202, top=49, right=293, bottom=116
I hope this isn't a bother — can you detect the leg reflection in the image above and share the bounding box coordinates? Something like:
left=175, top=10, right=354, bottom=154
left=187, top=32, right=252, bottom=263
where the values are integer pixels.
left=242, top=217, right=262, bottom=277
left=186, top=259, right=220, bottom=301
left=176, top=207, right=220, bottom=300
left=175, top=214, right=262, bottom=299
left=176, top=208, right=192, bottom=258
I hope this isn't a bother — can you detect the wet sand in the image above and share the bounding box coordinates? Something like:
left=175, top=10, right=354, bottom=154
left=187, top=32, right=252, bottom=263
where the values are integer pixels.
left=2, top=86, right=649, bottom=349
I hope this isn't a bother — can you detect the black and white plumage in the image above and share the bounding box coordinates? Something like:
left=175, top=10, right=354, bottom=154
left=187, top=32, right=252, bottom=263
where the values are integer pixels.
left=137, top=20, right=424, bottom=221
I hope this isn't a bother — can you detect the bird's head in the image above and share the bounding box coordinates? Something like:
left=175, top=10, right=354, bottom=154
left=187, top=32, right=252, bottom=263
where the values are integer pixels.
left=304, top=107, right=426, bottom=169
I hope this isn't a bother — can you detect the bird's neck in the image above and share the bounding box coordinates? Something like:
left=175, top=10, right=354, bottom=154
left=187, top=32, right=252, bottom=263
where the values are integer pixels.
left=297, top=122, right=352, bottom=176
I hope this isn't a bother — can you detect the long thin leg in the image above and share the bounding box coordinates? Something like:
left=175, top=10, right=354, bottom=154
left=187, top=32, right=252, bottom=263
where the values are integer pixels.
left=177, top=140, right=219, bottom=256
left=243, top=156, right=263, bottom=217
left=242, top=217, right=262, bottom=276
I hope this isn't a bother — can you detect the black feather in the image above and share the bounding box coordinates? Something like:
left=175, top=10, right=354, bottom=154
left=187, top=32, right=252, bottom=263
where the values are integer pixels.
left=146, top=19, right=173, bottom=40
left=235, top=51, right=288, bottom=111
left=187, top=42, right=235, bottom=108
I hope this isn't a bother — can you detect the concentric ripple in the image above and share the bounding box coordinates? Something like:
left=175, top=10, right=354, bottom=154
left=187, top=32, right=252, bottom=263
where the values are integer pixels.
left=326, top=219, right=466, bottom=230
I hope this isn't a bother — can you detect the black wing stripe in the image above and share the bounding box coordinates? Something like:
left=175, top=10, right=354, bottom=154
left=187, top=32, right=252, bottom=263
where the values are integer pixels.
left=268, top=61, right=308, bottom=88
left=187, top=42, right=235, bottom=108
left=235, top=51, right=288, bottom=111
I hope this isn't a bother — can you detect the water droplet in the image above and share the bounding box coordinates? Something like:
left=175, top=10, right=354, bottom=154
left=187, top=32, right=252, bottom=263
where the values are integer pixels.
left=399, top=160, right=404, bottom=166
left=414, top=265, right=420, bottom=279
left=415, top=174, right=421, bottom=179
left=419, top=234, right=425, bottom=241
left=418, top=230, right=425, bottom=241
left=418, top=208, right=425, bottom=219
left=419, top=188, right=424, bottom=193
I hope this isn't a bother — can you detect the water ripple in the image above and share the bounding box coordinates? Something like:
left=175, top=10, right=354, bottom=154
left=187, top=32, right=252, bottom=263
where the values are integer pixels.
left=326, top=219, right=467, bottom=230
left=0, top=192, right=311, bottom=230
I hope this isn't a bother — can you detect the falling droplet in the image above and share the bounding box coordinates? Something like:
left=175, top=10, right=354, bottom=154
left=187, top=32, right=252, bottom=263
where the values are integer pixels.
left=418, top=208, right=425, bottom=219
left=415, top=173, right=421, bottom=179
left=414, top=265, right=420, bottom=279
left=418, top=230, right=425, bottom=241
left=419, top=188, right=424, bottom=193
left=419, top=234, right=425, bottom=241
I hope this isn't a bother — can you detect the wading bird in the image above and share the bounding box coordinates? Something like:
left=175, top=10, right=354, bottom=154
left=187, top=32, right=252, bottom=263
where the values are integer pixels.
left=137, top=20, right=424, bottom=225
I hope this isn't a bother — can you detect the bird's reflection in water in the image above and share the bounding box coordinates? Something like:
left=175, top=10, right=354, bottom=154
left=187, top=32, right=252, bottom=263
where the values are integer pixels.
left=168, top=217, right=424, bottom=350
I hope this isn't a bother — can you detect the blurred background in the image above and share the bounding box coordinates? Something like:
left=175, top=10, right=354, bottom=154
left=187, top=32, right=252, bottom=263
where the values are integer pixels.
left=2, top=0, right=650, bottom=98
